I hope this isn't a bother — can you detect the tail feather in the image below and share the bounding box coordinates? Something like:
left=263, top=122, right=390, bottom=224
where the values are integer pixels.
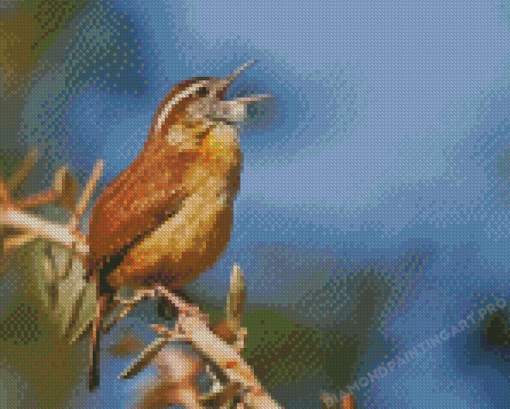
left=88, top=292, right=109, bottom=392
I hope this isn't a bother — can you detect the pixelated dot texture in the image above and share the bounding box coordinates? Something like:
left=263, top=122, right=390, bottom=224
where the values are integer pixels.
left=2, top=0, right=510, bottom=408
left=483, top=311, right=510, bottom=348
left=0, top=0, right=82, bottom=94
left=241, top=309, right=358, bottom=390
left=0, top=300, right=40, bottom=345
left=0, top=270, right=81, bottom=407
left=11, top=0, right=160, bottom=190
left=63, top=1, right=150, bottom=95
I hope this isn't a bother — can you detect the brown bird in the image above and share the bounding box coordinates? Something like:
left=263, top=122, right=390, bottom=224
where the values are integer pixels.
left=86, top=60, right=271, bottom=391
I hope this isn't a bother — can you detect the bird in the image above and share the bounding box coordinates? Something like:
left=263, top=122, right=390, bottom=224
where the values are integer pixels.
left=85, top=60, right=271, bottom=391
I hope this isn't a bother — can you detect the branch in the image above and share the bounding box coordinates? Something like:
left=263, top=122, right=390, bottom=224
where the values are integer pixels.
left=0, top=208, right=88, bottom=255
left=0, top=159, right=103, bottom=256
left=69, top=160, right=103, bottom=232
left=121, top=283, right=282, bottom=409
left=165, top=289, right=281, bottom=408
left=6, top=148, right=39, bottom=193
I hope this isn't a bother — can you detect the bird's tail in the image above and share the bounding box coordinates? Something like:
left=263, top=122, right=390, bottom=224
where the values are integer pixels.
left=88, top=280, right=110, bottom=392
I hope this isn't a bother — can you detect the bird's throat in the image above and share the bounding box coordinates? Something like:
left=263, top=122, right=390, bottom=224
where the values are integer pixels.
left=198, top=123, right=240, bottom=165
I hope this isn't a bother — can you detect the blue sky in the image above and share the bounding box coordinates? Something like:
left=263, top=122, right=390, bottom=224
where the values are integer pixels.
left=14, top=0, right=510, bottom=407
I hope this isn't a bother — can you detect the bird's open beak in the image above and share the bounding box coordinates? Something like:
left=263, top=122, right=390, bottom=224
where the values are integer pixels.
left=215, top=60, right=273, bottom=123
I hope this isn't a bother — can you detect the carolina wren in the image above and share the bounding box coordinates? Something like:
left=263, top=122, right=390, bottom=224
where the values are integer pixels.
left=86, top=60, right=271, bottom=391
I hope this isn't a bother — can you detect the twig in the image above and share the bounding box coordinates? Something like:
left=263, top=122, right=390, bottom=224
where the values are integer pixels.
left=151, top=323, right=186, bottom=339
left=6, top=148, right=38, bottom=193
left=61, top=160, right=102, bottom=279
left=2, top=231, right=39, bottom=253
left=17, top=190, right=60, bottom=210
left=66, top=288, right=154, bottom=346
left=0, top=179, right=12, bottom=206
left=69, top=160, right=103, bottom=232
left=101, top=302, right=138, bottom=335
left=119, top=337, right=172, bottom=380
left=119, top=327, right=190, bottom=381
left=15, top=166, right=77, bottom=211
left=0, top=208, right=88, bottom=255
left=153, top=286, right=283, bottom=409
left=0, top=156, right=100, bottom=257
left=226, top=263, right=246, bottom=334
left=199, top=381, right=242, bottom=407
left=53, top=166, right=78, bottom=213
left=102, top=289, right=155, bottom=335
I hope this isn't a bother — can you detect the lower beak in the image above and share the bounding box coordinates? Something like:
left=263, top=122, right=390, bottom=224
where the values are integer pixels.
left=217, top=94, right=273, bottom=123
left=231, top=94, right=273, bottom=104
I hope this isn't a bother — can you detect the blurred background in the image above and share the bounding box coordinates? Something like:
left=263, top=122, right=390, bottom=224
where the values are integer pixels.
left=1, top=0, right=510, bottom=408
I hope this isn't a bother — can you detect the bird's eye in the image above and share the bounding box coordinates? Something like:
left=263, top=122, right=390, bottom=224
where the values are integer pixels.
left=197, top=86, right=208, bottom=96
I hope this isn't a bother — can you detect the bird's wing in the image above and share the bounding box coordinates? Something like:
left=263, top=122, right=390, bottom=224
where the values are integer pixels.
left=87, top=137, right=201, bottom=275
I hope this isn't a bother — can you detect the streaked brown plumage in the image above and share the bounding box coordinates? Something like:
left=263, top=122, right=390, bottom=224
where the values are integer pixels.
left=86, top=61, right=271, bottom=391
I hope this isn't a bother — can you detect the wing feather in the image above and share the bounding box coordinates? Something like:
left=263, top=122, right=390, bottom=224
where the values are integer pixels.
left=87, top=137, right=200, bottom=275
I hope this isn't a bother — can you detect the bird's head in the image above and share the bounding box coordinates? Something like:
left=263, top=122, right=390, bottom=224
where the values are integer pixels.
left=151, top=60, right=272, bottom=149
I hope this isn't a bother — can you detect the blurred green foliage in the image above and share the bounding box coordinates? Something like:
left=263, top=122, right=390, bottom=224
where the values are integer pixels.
left=484, top=311, right=510, bottom=348
left=0, top=268, right=82, bottom=408
left=206, top=307, right=358, bottom=391
left=0, top=0, right=84, bottom=92
left=20, top=0, right=84, bottom=62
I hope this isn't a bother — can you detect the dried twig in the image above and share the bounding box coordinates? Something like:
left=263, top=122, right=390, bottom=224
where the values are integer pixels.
left=0, top=208, right=88, bottom=254
left=0, top=179, right=12, bottom=206
left=120, top=336, right=175, bottom=380
left=69, top=160, right=103, bottom=232
left=60, top=160, right=103, bottom=278
left=6, top=148, right=38, bottom=193
left=226, top=263, right=246, bottom=334
left=148, top=286, right=282, bottom=409
left=115, top=265, right=281, bottom=408
left=0, top=154, right=101, bottom=257
left=199, top=381, right=242, bottom=407
left=320, top=392, right=357, bottom=409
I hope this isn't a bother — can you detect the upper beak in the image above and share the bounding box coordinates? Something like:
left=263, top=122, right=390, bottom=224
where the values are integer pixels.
left=226, top=60, right=258, bottom=85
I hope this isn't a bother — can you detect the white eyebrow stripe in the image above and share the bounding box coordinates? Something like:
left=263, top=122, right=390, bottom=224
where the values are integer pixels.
left=154, top=80, right=208, bottom=134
